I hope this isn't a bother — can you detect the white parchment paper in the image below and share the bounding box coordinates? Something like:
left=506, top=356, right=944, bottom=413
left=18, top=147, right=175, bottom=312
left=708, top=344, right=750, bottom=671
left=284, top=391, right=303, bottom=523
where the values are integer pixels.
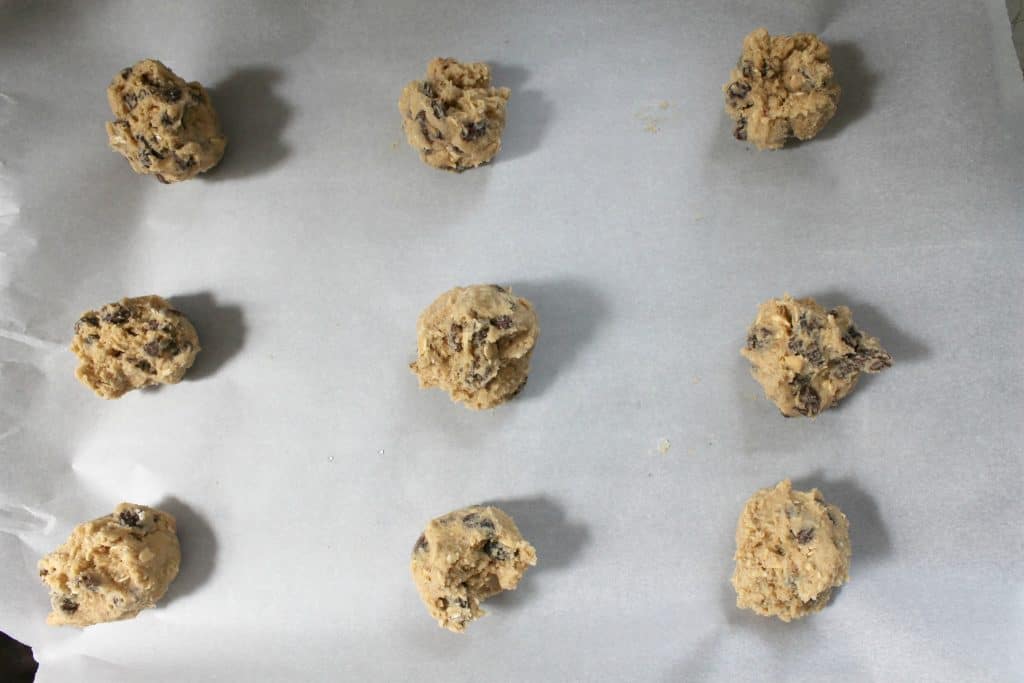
left=1, top=1, right=1022, bottom=681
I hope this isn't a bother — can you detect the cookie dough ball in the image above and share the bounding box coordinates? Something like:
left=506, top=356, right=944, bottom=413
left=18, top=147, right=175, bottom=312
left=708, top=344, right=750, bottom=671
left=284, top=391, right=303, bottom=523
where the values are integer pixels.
left=741, top=295, right=891, bottom=417
left=398, top=58, right=511, bottom=171
left=732, top=479, right=851, bottom=621
left=410, top=285, right=539, bottom=410
left=71, top=295, right=200, bottom=399
left=38, top=503, right=181, bottom=627
left=723, top=28, right=840, bottom=150
left=411, top=505, right=537, bottom=632
left=106, top=59, right=226, bottom=183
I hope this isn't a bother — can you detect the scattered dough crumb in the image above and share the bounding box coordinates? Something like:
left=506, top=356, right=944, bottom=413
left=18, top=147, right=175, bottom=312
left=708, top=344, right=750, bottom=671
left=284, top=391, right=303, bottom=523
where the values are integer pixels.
left=656, top=438, right=671, bottom=454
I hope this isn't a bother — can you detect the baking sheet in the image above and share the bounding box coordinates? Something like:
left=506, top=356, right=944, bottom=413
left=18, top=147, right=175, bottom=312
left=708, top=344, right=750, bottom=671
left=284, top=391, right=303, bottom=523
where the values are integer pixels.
left=1, top=1, right=1022, bottom=681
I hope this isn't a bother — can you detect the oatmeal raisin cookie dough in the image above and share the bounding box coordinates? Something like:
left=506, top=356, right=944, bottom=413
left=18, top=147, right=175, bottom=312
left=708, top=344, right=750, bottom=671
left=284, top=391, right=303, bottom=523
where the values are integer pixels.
left=71, top=295, right=200, bottom=399
left=38, top=503, right=181, bottom=627
left=410, top=284, right=538, bottom=410
left=106, top=59, right=226, bottom=182
left=724, top=28, right=840, bottom=149
left=411, top=505, right=537, bottom=632
left=741, top=295, right=891, bottom=417
left=732, top=479, right=851, bottom=621
left=399, top=58, right=511, bottom=171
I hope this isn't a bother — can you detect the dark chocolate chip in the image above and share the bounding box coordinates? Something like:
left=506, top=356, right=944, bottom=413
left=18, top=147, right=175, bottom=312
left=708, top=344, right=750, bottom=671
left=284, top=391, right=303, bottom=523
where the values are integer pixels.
left=123, top=92, right=138, bottom=110
left=75, top=315, right=100, bottom=333
left=413, top=533, right=428, bottom=554
left=734, top=117, right=747, bottom=141
left=109, top=349, right=123, bottom=358
left=796, top=528, right=815, bottom=544
left=419, top=81, right=436, bottom=98
left=460, top=121, right=487, bottom=142
left=415, top=110, right=431, bottom=140
left=39, top=568, right=48, bottom=577
left=120, top=67, right=132, bottom=79
left=84, top=335, right=99, bottom=345
left=160, top=113, right=173, bottom=126
left=118, top=509, right=141, bottom=528
left=133, top=359, right=154, bottom=374
left=473, top=325, right=490, bottom=344
left=140, top=73, right=157, bottom=88
left=462, top=513, right=495, bottom=530
left=491, top=316, right=514, bottom=329
left=175, top=155, right=195, bottom=171
left=60, top=597, right=78, bottom=613
left=454, top=597, right=469, bottom=609
left=482, top=539, right=509, bottom=561
left=143, top=341, right=161, bottom=356
left=101, top=305, right=131, bottom=325
left=431, top=99, right=446, bottom=120
left=155, top=174, right=171, bottom=184
left=164, top=87, right=182, bottom=102
left=741, top=62, right=754, bottom=79
left=727, top=81, right=751, bottom=100
left=796, top=382, right=821, bottom=416
left=448, top=324, right=463, bottom=352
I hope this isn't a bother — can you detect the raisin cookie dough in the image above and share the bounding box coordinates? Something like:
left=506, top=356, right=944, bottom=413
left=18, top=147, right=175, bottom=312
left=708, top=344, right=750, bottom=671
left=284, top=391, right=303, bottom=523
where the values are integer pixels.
left=732, top=479, right=851, bottom=621
left=411, top=505, right=537, bottom=633
left=723, top=28, right=841, bottom=150
left=71, top=295, right=200, bottom=399
left=106, top=59, right=226, bottom=182
left=398, top=58, right=511, bottom=171
left=38, top=503, right=181, bottom=627
left=410, top=285, right=538, bottom=410
left=742, top=295, right=891, bottom=417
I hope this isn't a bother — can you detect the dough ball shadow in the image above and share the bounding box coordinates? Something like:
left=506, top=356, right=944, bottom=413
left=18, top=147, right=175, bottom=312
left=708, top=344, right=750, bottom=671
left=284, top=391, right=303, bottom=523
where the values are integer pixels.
left=206, top=66, right=291, bottom=180
left=170, top=292, right=246, bottom=381
left=155, top=496, right=217, bottom=606
left=489, top=63, right=554, bottom=163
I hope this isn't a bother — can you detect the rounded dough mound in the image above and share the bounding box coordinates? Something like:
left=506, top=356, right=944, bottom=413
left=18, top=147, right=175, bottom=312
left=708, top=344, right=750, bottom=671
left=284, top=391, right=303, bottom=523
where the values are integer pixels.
left=398, top=58, right=511, bottom=171
left=411, top=505, right=537, bottom=633
left=723, top=28, right=840, bottom=150
left=731, top=480, right=851, bottom=621
left=71, top=295, right=200, bottom=399
left=106, top=59, right=226, bottom=182
left=410, top=285, right=538, bottom=410
left=38, top=503, right=181, bottom=627
left=741, top=295, right=892, bottom=417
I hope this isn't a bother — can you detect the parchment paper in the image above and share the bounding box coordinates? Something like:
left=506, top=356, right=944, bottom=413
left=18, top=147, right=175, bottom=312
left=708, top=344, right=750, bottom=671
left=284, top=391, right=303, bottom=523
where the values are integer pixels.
left=1, top=1, right=1022, bottom=681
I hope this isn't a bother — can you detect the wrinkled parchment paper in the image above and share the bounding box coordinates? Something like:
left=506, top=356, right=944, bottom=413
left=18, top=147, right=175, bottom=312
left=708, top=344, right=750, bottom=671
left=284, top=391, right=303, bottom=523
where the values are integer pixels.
left=1, top=1, right=1022, bottom=680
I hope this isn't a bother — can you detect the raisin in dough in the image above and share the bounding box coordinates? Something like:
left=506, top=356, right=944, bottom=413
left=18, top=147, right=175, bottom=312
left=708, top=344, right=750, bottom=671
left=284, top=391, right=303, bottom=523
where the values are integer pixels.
left=411, top=505, right=537, bottom=633
left=38, top=503, right=181, bottom=627
left=398, top=58, right=511, bottom=171
left=106, top=59, right=226, bottom=183
left=724, top=28, right=840, bottom=150
left=741, top=295, right=891, bottom=417
left=71, top=295, right=200, bottom=399
left=410, top=285, right=538, bottom=410
left=732, top=480, right=851, bottom=621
